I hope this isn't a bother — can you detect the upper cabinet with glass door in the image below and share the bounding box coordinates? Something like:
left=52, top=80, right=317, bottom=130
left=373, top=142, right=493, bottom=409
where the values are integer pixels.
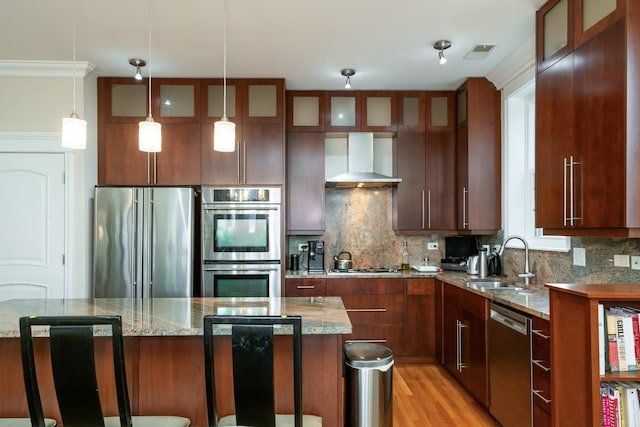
left=574, top=0, right=624, bottom=47
left=105, top=77, right=148, bottom=122
left=242, top=79, right=285, bottom=123
left=287, top=91, right=325, bottom=131
left=152, top=78, right=201, bottom=123
left=536, top=0, right=625, bottom=73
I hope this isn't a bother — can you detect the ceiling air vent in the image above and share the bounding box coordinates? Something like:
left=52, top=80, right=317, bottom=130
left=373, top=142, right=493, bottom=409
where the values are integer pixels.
left=464, top=44, right=496, bottom=60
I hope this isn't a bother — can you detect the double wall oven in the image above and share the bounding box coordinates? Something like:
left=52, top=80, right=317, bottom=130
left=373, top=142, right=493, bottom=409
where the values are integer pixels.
left=201, top=187, right=282, bottom=297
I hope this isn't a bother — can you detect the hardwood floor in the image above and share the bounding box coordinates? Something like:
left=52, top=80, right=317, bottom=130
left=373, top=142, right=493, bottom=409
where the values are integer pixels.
left=393, top=363, right=499, bottom=426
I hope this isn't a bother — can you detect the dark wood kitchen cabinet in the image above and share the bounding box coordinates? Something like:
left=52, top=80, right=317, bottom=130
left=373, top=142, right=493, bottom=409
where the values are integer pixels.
left=535, top=5, right=640, bottom=237
left=99, top=77, right=284, bottom=186
left=442, top=282, right=488, bottom=407
left=284, top=278, right=326, bottom=297
left=404, top=278, right=436, bottom=358
left=326, top=278, right=405, bottom=356
left=201, top=79, right=285, bottom=186
left=287, top=91, right=325, bottom=131
left=286, top=132, right=325, bottom=233
left=98, top=77, right=201, bottom=185
left=394, top=92, right=456, bottom=234
left=455, top=78, right=501, bottom=235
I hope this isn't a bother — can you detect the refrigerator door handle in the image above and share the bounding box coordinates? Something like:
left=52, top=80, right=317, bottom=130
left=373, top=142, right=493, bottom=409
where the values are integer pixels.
left=132, top=193, right=139, bottom=295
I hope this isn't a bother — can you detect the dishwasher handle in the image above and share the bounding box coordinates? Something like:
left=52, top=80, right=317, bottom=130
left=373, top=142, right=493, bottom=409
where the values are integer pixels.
left=490, top=303, right=529, bottom=336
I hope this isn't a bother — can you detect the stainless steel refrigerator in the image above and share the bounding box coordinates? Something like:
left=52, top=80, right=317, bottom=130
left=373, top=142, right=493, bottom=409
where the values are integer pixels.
left=93, top=186, right=195, bottom=298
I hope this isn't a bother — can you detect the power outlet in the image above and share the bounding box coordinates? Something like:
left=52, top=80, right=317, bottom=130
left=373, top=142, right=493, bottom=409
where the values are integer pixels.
left=614, top=254, right=630, bottom=268
left=573, top=247, right=586, bottom=267
left=632, top=256, right=640, bottom=271
left=427, top=242, right=439, bottom=250
left=298, top=243, right=308, bottom=252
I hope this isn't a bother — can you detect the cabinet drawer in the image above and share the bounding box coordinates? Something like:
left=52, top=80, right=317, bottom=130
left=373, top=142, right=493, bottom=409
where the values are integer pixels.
left=532, top=328, right=551, bottom=362
left=342, top=295, right=404, bottom=324
left=326, top=278, right=403, bottom=295
left=344, top=324, right=404, bottom=355
left=406, top=278, right=435, bottom=295
left=284, top=279, right=326, bottom=297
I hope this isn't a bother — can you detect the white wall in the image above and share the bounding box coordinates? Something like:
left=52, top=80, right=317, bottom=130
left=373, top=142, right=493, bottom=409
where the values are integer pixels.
left=0, top=61, right=98, bottom=297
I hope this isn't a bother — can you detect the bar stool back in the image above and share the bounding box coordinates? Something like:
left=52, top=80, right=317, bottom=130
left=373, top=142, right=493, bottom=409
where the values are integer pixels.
left=19, top=315, right=190, bottom=427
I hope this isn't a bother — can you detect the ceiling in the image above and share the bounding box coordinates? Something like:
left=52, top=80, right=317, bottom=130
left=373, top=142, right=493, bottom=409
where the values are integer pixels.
left=0, top=0, right=546, bottom=91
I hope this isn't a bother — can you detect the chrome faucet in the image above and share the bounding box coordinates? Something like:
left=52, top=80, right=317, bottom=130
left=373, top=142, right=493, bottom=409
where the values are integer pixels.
left=498, top=235, right=535, bottom=286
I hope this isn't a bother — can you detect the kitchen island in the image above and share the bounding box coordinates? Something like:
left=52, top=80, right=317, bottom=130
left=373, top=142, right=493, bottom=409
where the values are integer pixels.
left=0, top=297, right=351, bottom=427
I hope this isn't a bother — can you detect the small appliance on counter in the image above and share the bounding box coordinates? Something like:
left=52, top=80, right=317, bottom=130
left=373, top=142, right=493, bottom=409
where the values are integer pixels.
left=307, top=240, right=325, bottom=272
left=441, top=236, right=479, bottom=272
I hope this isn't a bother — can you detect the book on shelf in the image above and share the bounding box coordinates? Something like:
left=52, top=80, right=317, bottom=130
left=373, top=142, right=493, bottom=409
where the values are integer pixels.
left=607, top=311, right=621, bottom=373
left=610, top=307, right=639, bottom=372
left=600, top=304, right=606, bottom=376
left=602, top=381, right=640, bottom=427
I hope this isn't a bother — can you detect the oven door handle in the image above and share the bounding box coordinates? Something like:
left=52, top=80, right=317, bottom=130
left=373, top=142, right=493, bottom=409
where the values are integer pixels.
left=203, top=265, right=281, bottom=272
left=202, top=206, right=280, bottom=211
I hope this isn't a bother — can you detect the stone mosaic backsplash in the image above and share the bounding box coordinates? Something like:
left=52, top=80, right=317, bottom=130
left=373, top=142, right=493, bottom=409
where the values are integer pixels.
left=287, top=188, right=640, bottom=284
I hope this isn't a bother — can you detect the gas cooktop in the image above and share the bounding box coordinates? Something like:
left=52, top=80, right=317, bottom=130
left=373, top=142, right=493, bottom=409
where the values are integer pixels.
left=326, top=268, right=402, bottom=276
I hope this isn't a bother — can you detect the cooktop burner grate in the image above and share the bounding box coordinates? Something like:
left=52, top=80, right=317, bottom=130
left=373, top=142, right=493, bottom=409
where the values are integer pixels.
left=326, top=267, right=401, bottom=275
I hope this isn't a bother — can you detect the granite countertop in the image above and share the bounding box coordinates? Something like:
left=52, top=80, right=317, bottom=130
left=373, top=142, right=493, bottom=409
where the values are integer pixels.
left=0, top=297, right=352, bottom=338
left=286, top=269, right=551, bottom=319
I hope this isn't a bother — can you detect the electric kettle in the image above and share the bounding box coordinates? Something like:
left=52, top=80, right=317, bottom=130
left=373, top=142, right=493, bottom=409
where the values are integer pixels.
left=466, top=255, right=479, bottom=275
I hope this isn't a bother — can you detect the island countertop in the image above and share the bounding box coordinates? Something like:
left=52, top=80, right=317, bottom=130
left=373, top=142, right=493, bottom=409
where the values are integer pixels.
left=0, top=297, right=352, bottom=338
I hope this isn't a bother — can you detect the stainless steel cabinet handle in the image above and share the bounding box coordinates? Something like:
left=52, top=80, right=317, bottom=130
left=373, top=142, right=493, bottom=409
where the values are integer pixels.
left=345, top=339, right=387, bottom=343
left=563, top=157, right=568, bottom=226
left=462, top=187, right=469, bottom=229
left=153, top=152, right=157, bottom=184
left=569, top=155, right=574, bottom=226
left=531, top=359, right=551, bottom=372
left=421, top=190, right=425, bottom=229
left=531, top=329, right=550, bottom=340
left=427, top=190, right=432, bottom=229
left=243, top=140, right=247, bottom=184
left=532, top=389, right=552, bottom=404
left=456, top=320, right=468, bottom=371
left=346, top=308, right=387, bottom=313
left=296, top=285, right=315, bottom=289
left=237, top=141, right=241, bottom=184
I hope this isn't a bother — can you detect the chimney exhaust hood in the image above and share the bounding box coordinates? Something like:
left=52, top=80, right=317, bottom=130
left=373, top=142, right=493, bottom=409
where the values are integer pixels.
left=325, top=132, right=402, bottom=188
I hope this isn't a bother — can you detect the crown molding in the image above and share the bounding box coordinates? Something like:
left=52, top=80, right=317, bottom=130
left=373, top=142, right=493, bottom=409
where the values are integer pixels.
left=0, top=60, right=95, bottom=78
left=486, top=33, right=536, bottom=92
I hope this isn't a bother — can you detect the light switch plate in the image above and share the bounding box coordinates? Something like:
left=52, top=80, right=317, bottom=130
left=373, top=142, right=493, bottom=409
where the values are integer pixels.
left=573, top=248, right=586, bottom=267
left=614, top=254, right=630, bottom=268
left=631, top=256, right=640, bottom=270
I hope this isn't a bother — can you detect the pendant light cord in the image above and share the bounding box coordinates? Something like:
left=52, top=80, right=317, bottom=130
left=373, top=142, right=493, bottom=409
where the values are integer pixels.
left=71, top=0, right=77, bottom=116
left=222, top=0, right=228, bottom=119
left=147, top=0, right=152, bottom=120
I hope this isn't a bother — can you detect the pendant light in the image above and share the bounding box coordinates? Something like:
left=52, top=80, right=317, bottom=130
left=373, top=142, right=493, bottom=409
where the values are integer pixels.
left=213, top=0, right=236, bottom=152
left=61, top=0, right=87, bottom=150
left=139, top=0, right=161, bottom=153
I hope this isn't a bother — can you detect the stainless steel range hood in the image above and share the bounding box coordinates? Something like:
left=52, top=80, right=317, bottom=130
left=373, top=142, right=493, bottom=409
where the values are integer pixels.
left=325, top=132, right=401, bottom=188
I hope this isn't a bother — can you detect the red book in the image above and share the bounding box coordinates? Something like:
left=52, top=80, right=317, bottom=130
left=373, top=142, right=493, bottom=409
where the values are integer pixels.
left=607, top=313, right=620, bottom=372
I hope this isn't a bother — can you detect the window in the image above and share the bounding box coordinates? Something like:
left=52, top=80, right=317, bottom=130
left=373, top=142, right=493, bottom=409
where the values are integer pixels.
left=503, top=79, right=570, bottom=252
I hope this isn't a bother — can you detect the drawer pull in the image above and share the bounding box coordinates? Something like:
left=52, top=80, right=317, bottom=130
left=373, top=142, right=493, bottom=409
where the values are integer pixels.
left=532, top=360, right=551, bottom=372
left=532, top=329, right=550, bottom=340
left=346, top=308, right=387, bottom=313
left=532, top=389, right=551, bottom=404
left=345, top=339, right=387, bottom=343
left=296, top=286, right=315, bottom=289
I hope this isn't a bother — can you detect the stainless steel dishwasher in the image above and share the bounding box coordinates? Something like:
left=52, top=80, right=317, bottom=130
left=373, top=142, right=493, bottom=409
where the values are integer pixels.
left=488, top=302, right=532, bottom=427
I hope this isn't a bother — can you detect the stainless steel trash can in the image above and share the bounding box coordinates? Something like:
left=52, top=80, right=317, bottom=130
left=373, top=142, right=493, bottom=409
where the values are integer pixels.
left=344, top=342, right=394, bottom=427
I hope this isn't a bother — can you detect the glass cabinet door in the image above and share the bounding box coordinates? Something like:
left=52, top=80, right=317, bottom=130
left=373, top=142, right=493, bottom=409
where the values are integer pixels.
left=427, top=92, right=455, bottom=131
left=397, top=92, right=425, bottom=132
left=243, top=79, right=284, bottom=123
left=286, top=91, right=325, bottom=131
left=110, top=82, right=147, bottom=120
left=362, top=92, right=396, bottom=132
left=575, top=0, right=623, bottom=47
left=152, top=78, right=200, bottom=122
left=325, top=92, right=361, bottom=131
left=536, top=0, right=574, bottom=73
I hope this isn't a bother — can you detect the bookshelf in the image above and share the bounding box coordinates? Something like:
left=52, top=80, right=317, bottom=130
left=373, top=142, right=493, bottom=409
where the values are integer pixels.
left=547, top=283, right=640, bottom=426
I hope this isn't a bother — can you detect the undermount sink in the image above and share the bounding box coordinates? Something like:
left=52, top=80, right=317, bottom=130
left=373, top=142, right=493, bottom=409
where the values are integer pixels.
left=465, top=281, right=523, bottom=292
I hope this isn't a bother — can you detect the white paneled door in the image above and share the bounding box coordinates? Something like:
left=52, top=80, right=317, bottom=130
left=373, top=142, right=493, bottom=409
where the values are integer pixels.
left=0, top=153, right=65, bottom=300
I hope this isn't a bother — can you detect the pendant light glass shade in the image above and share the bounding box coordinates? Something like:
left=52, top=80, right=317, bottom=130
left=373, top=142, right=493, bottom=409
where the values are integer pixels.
left=139, top=118, right=162, bottom=152
left=62, top=114, right=87, bottom=149
left=61, top=0, right=87, bottom=150
left=214, top=0, right=236, bottom=152
left=213, top=117, right=236, bottom=152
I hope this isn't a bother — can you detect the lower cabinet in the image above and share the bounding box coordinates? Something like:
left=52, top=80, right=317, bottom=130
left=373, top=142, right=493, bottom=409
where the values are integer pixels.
left=531, top=315, right=552, bottom=427
left=326, top=278, right=405, bottom=356
left=442, top=282, right=488, bottom=407
left=285, top=277, right=437, bottom=358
